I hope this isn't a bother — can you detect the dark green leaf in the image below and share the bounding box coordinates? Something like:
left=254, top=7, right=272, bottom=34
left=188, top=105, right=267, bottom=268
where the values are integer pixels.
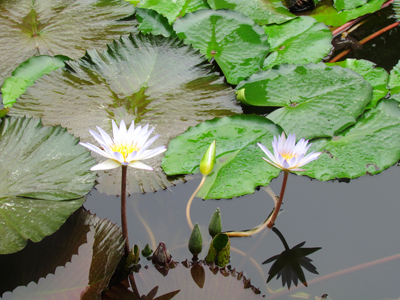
left=334, top=0, right=368, bottom=11
left=173, top=9, right=270, bottom=84
left=236, top=63, right=372, bottom=140
left=162, top=115, right=281, bottom=199
left=389, top=60, right=400, bottom=95
left=0, top=117, right=96, bottom=254
left=263, top=16, right=332, bottom=69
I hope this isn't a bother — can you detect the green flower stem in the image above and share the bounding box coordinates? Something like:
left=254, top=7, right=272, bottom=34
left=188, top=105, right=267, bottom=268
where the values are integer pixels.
left=121, top=165, right=130, bottom=256
left=186, top=175, right=207, bottom=230
left=267, top=170, right=289, bottom=228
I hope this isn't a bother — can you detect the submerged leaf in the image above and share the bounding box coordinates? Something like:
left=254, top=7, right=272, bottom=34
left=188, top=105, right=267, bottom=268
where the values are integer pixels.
left=136, top=8, right=176, bottom=37
left=9, top=33, right=241, bottom=195
left=162, top=115, right=281, bottom=199
left=236, top=63, right=372, bottom=140
left=173, top=9, right=270, bottom=84
left=0, top=117, right=96, bottom=254
left=0, top=0, right=137, bottom=85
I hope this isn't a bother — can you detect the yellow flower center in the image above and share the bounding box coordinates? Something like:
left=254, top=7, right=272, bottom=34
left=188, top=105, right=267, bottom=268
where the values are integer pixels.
left=110, top=143, right=139, bottom=161
left=281, top=152, right=297, bottom=161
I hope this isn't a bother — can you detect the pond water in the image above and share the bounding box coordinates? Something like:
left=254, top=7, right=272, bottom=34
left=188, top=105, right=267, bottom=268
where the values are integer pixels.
left=1, top=5, right=400, bottom=300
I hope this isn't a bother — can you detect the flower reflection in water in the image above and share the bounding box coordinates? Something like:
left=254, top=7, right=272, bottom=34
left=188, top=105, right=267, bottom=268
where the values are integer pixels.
left=263, top=227, right=321, bottom=289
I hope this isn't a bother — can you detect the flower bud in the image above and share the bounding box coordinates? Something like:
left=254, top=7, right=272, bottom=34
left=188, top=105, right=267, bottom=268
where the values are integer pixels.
left=208, top=208, right=222, bottom=238
left=141, top=243, right=153, bottom=257
left=199, top=140, right=216, bottom=175
left=152, top=242, right=172, bottom=266
left=188, top=223, right=203, bottom=257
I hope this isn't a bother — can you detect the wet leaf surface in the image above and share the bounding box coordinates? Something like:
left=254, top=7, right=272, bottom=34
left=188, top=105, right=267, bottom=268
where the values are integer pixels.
left=162, top=115, right=281, bottom=199
left=0, top=117, right=96, bottom=254
left=8, top=34, right=241, bottom=195
left=236, top=63, right=372, bottom=140
left=173, top=9, right=270, bottom=84
left=0, top=0, right=137, bottom=85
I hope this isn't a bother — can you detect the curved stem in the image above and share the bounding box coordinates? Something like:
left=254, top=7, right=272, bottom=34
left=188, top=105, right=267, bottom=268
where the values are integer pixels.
left=272, top=227, right=290, bottom=251
left=267, top=171, right=289, bottom=228
left=121, top=165, right=130, bottom=256
left=186, top=175, right=207, bottom=230
left=133, top=201, right=157, bottom=250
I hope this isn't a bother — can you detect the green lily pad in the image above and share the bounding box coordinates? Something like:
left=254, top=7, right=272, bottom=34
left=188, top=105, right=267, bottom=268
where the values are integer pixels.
left=1, top=211, right=125, bottom=299
left=0, top=117, right=96, bottom=254
left=162, top=115, right=282, bottom=199
left=138, top=0, right=209, bottom=24
left=2, top=55, right=69, bottom=108
left=326, top=59, right=389, bottom=109
left=302, top=99, right=400, bottom=180
left=173, top=9, right=270, bottom=84
left=334, top=0, right=368, bottom=11
left=0, top=0, right=137, bottom=86
left=308, top=0, right=386, bottom=26
left=389, top=60, right=400, bottom=95
left=9, top=34, right=241, bottom=195
left=207, top=0, right=296, bottom=25
left=236, top=63, right=373, bottom=140
left=263, top=16, right=332, bottom=69
left=136, top=8, right=176, bottom=37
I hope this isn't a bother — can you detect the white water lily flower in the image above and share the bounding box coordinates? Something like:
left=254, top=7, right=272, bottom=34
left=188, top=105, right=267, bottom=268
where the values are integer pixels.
left=257, top=133, right=321, bottom=172
left=80, top=120, right=167, bottom=171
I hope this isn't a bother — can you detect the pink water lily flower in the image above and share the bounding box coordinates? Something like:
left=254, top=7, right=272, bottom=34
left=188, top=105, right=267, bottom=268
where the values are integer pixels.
left=80, top=120, right=166, bottom=171
left=257, top=133, right=321, bottom=172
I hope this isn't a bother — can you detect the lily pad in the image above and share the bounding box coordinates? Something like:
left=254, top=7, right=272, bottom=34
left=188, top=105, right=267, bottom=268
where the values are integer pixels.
left=236, top=63, right=373, bottom=140
left=327, top=59, right=389, bottom=109
left=9, top=34, right=241, bottom=195
left=308, top=0, right=386, bottom=26
left=263, top=16, right=332, bottom=69
left=0, top=0, right=137, bottom=86
left=1, top=211, right=125, bottom=300
left=162, top=115, right=282, bottom=199
left=173, top=9, right=270, bottom=84
left=136, top=8, right=176, bottom=37
left=207, top=0, right=296, bottom=25
left=0, top=117, right=96, bottom=254
left=334, top=0, right=368, bottom=11
left=138, top=0, right=210, bottom=23
left=302, top=99, right=400, bottom=180
left=389, top=60, right=400, bottom=95
left=2, top=55, right=69, bottom=108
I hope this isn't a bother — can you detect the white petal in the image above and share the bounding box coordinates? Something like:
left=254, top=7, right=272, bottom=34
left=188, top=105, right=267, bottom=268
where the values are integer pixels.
left=137, top=135, right=159, bottom=155
left=119, top=120, right=127, bottom=139
left=96, top=126, right=113, bottom=145
left=298, top=151, right=321, bottom=166
left=90, top=159, right=121, bottom=170
left=127, top=120, right=136, bottom=136
left=112, top=120, right=121, bottom=143
left=262, top=157, right=283, bottom=170
left=258, top=143, right=277, bottom=164
left=89, top=129, right=108, bottom=147
left=137, top=127, right=155, bottom=147
left=79, top=142, right=112, bottom=159
left=285, top=133, right=296, bottom=152
left=137, top=146, right=167, bottom=160
left=111, top=151, right=125, bottom=163
left=128, top=161, right=153, bottom=170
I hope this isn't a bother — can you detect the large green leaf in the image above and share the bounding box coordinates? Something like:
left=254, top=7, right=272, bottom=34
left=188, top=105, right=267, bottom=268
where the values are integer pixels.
left=0, top=0, right=137, bottom=86
left=389, top=60, right=400, bottom=95
left=236, top=63, right=373, bottom=140
left=302, top=99, right=400, bottom=180
left=2, top=55, right=69, bottom=108
left=173, top=9, right=270, bottom=85
left=9, top=34, right=241, bottom=195
left=0, top=117, right=96, bottom=254
left=326, top=59, right=389, bottom=109
left=138, top=0, right=209, bottom=23
left=263, top=16, right=332, bottom=69
left=207, top=0, right=296, bottom=25
left=162, top=115, right=282, bottom=199
left=334, top=0, right=368, bottom=11
left=1, top=211, right=125, bottom=299
left=308, top=0, right=386, bottom=26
